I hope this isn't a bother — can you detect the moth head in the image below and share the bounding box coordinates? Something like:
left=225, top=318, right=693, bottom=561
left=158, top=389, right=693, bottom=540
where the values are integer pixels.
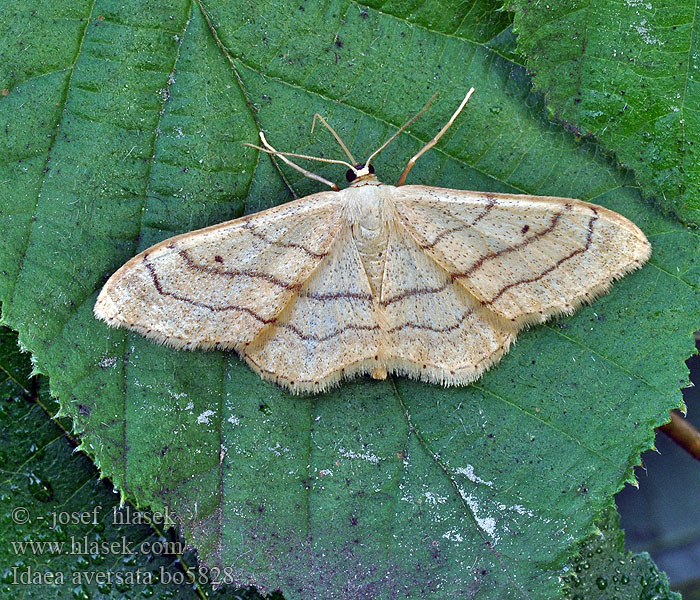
left=346, top=163, right=375, bottom=183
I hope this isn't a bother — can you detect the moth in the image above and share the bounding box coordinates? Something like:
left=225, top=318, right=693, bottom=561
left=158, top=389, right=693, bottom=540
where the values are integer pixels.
left=95, top=89, right=651, bottom=393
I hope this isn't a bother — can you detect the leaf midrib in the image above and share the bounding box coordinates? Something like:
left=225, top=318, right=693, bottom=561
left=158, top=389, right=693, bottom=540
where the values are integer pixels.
left=391, top=378, right=533, bottom=599
left=5, top=0, right=97, bottom=315
left=121, top=0, right=193, bottom=499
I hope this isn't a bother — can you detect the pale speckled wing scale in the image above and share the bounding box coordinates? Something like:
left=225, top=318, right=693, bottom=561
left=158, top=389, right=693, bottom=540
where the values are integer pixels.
left=94, top=191, right=344, bottom=351
left=379, top=218, right=515, bottom=386
left=391, top=186, right=651, bottom=327
left=241, top=226, right=382, bottom=392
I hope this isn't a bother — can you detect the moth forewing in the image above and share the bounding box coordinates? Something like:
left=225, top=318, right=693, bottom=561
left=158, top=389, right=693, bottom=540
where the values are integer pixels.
left=391, top=186, right=651, bottom=327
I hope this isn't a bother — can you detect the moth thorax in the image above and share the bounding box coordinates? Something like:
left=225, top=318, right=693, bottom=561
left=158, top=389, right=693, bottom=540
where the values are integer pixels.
left=349, top=191, right=390, bottom=295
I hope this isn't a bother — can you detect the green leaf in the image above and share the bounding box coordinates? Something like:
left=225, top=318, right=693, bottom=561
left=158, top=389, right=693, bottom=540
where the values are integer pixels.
left=510, top=0, right=700, bottom=225
left=0, top=325, right=264, bottom=599
left=563, top=505, right=680, bottom=600
left=0, top=1, right=698, bottom=599
left=0, top=327, right=32, bottom=395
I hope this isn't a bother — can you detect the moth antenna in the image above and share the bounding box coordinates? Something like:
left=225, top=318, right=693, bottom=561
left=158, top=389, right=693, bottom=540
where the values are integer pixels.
left=364, top=91, right=440, bottom=171
left=245, top=141, right=355, bottom=170
left=245, top=132, right=344, bottom=191
left=311, top=114, right=357, bottom=164
left=396, top=87, right=475, bottom=186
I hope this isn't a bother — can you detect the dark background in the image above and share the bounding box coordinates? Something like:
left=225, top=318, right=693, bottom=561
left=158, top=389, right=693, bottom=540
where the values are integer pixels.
left=617, top=341, right=700, bottom=596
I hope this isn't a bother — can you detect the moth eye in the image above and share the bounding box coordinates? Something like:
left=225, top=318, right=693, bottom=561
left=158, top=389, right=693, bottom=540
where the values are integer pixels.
left=347, top=163, right=375, bottom=182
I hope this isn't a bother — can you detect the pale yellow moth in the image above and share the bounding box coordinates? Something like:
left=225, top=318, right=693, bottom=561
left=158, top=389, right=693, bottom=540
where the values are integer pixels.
left=95, top=89, right=650, bottom=394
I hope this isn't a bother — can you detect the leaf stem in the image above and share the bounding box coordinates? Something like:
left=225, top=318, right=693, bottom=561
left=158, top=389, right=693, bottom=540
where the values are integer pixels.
left=659, top=410, right=700, bottom=463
